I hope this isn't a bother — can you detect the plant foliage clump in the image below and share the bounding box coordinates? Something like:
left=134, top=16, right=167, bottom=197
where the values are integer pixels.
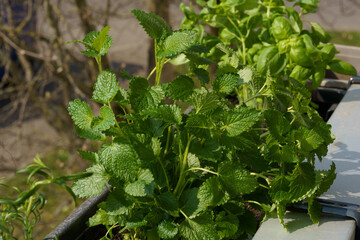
left=65, top=3, right=353, bottom=239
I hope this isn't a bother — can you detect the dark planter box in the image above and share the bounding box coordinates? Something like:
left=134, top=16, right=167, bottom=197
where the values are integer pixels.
left=44, top=188, right=110, bottom=240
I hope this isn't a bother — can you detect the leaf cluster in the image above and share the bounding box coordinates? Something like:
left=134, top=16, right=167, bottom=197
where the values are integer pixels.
left=67, top=5, right=341, bottom=239
left=180, top=0, right=345, bottom=228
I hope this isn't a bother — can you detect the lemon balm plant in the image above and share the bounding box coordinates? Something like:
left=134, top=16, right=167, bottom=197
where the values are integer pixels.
left=64, top=6, right=344, bottom=239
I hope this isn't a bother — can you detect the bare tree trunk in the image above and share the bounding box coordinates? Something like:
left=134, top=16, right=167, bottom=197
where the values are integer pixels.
left=146, top=0, right=174, bottom=85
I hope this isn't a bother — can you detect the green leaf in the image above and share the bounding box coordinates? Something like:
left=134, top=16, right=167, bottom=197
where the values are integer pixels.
left=158, top=30, right=198, bottom=58
left=77, top=150, right=98, bottom=164
left=310, top=22, right=331, bottom=43
left=158, top=221, right=178, bottom=239
left=149, top=105, right=182, bottom=125
left=68, top=99, right=93, bottom=129
left=88, top=208, right=118, bottom=227
left=190, top=139, right=222, bottom=162
left=92, top=105, right=115, bottom=131
left=221, top=107, right=260, bottom=137
left=92, top=69, right=119, bottom=104
left=92, top=26, right=111, bottom=52
left=198, top=176, right=229, bottom=207
left=185, top=114, right=211, bottom=138
left=286, top=7, right=302, bottom=32
left=328, top=59, right=357, bottom=76
left=125, top=169, right=154, bottom=197
left=99, top=141, right=138, bottom=182
left=67, top=27, right=113, bottom=57
left=295, top=126, right=324, bottom=152
left=167, top=75, right=194, bottom=101
left=315, top=162, right=336, bottom=196
left=257, top=46, right=287, bottom=75
left=72, top=164, right=108, bottom=198
left=219, top=161, right=258, bottom=196
left=189, top=88, right=219, bottom=114
left=193, top=68, right=210, bottom=85
left=264, top=109, right=290, bottom=140
left=114, top=87, right=130, bottom=109
left=289, top=162, right=316, bottom=202
left=126, top=211, right=148, bottom=229
left=130, top=77, right=165, bottom=112
left=269, top=175, right=291, bottom=202
left=212, top=73, right=239, bottom=95
left=104, top=188, right=135, bottom=215
left=271, top=17, right=293, bottom=41
left=179, top=213, right=218, bottom=240
left=155, top=192, right=180, bottom=217
left=308, top=198, right=322, bottom=224
left=215, top=212, right=239, bottom=239
left=180, top=188, right=207, bottom=217
left=74, top=126, right=103, bottom=140
left=131, top=9, right=172, bottom=40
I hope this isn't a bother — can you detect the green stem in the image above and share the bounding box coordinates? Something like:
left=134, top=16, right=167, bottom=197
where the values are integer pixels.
left=174, top=134, right=193, bottom=196
left=158, top=158, right=171, bottom=192
left=243, top=93, right=271, bottom=104
left=250, top=172, right=270, bottom=185
left=186, top=167, right=219, bottom=176
left=245, top=200, right=263, bottom=208
left=96, top=57, right=102, bottom=73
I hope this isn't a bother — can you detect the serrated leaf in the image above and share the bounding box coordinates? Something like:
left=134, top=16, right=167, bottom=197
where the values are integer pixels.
left=277, top=203, right=287, bottom=230
left=289, top=162, right=316, bottom=202
left=104, top=188, right=135, bottom=215
left=88, top=208, right=118, bottom=227
left=215, top=212, right=239, bottom=239
left=77, top=150, right=98, bottom=164
left=68, top=99, right=93, bottom=129
left=126, top=211, right=148, bottom=229
left=131, top=9, right=172, bottom=40
left=264, top=109, right=291, bottom=140
left=179, top=213, right=218, bottom=240
left=198, top=176, right=229, bottom=207
left=158, top=221, right=178, bottom=239
left=156, top=192, right=180, bottom=217
left=92, top=69, right=119, bottom=104
left=130, top=77, right=165, bottom=112
left=114, top=87, right=130, bottom=109
left=189, top=88, right=219, bottom=114
left=149, top=105, right=182, bottom=125
left=74, top=126, right=103, bottom=140
left=92, top=26, right=110, bottom=52
left=190, top=139, right=222, bottom=162
left=212, top=73, right=239, bottom=94
left=219, top=161, right=258, bottom=196
left=125, top=169, right=154, bottom=197
left=269, top=175, right=291, bottom=202
left=307, top=198, right=322, bottom=224
left=180, top=188, right=206, bottom=217
left=167, top=75, right=194, bottom=101
left=193, top=68, right=210, bottom=85
left=185, top=114, right=212, bottom=138
left=72, top=164, right=107, bottom=198
left=76, top=28, right=113, bottom=57
left=221, top=107, right=260, bottom=137
left=315, top=162, right=336, bottom=196
left=185, top=52, right=213, bottom=66
left=99, top=142, right=138, bottom=182
left=92, top=105, right=115, bottom=131
left=238, top=66, right=255, bottom=84
left=295, top=126, right=324, bottom=152
left=158, top=30, right=198, bottom=58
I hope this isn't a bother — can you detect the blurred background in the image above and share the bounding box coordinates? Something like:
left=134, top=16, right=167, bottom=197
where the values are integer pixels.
left=1, top=0, right=360, bottom=238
